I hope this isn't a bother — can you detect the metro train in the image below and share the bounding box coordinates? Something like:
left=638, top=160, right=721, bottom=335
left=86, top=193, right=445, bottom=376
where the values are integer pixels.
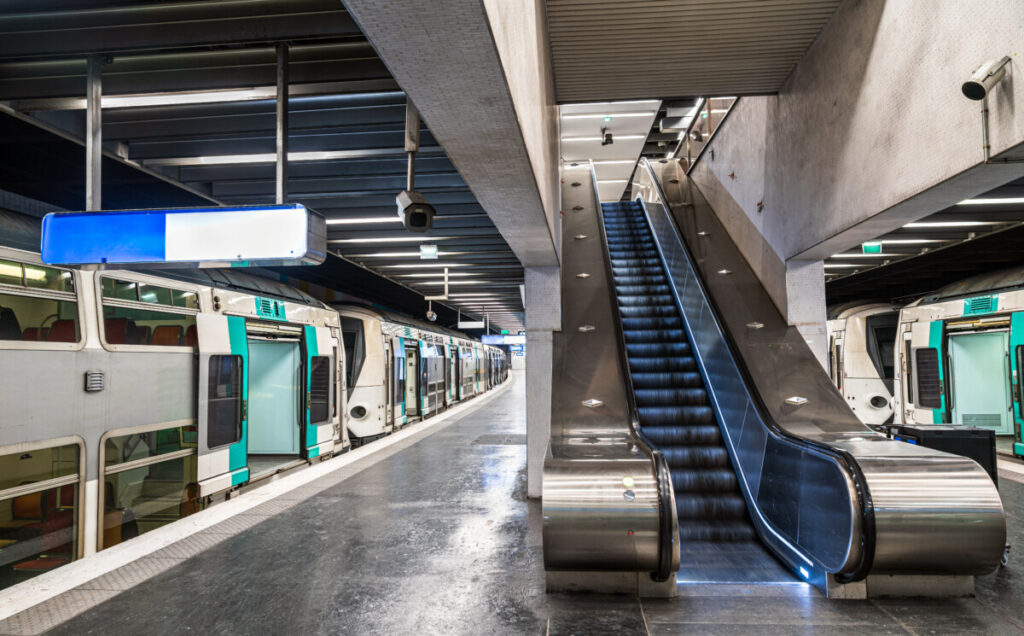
left=0, top=246, right=507, bottom=591
left=827, top=266, right=1024, bottom=458
left=826, top=303, right=900, bottom=425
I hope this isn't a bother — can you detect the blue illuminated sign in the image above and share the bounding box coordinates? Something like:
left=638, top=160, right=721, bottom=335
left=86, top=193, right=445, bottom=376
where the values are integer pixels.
left=41, top=204, right=325, bottom=267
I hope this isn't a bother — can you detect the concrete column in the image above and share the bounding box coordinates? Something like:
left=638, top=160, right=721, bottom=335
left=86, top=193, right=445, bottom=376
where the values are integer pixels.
left=785, top=259, right=827, bottom=369
left=524, top=266, right=560, bottom=499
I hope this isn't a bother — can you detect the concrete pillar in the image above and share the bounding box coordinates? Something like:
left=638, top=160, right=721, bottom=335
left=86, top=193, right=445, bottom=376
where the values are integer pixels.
left=524, top=266, right=560, bottom=499
left=785, top=259, right=827, bottom=369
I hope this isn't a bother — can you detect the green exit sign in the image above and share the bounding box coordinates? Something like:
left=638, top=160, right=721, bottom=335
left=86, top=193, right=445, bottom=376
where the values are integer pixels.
left=861, top=242, right=882, bottom=254
left=501, top=329, right=509, bottom=334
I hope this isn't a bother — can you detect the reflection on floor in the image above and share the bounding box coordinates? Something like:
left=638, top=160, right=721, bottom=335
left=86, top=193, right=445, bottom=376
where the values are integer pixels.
left=4, top=371, right=1024, bottom=636
left=678, top=540, right=794, bottom=584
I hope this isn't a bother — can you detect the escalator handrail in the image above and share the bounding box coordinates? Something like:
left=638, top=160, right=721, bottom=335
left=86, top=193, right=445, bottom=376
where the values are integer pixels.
left=588, top=161, right=674, bottom=583
left=637, top=158, right=876, bottom=582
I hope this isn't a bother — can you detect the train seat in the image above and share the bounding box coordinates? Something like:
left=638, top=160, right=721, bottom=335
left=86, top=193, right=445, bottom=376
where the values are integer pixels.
left=21, top=327, right=40, bottom=341
left=184, top=324, right=198, bottom=347
left=151, top=325, right=183, bottom=346
left=104, top=317, right=129, bottom=344
left=46, top=320, right=76, bottom=342
left=134, top=325, right=152, bottom=345
left=0, top=491, right=45, bottom=536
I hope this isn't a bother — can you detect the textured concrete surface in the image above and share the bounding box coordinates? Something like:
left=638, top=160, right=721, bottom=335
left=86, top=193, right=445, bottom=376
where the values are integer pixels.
left=694, top=0, right=1024, bottom=303
left=8, top=373, right=1024, bottom=635
left=341, top=0, right=558, bottom=268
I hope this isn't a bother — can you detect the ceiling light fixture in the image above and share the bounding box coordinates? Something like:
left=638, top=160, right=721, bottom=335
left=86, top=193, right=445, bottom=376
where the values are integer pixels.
left=326, top=217, right=402, bottom=225
left=328, top=236, right=453, bottom=244
left=902, top=221, right=999, bottom=228
left=957, top=197, right=1024, bottom=205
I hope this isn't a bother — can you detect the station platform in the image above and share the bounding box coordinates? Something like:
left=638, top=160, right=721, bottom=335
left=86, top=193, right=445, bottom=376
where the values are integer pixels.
left=0, top=371, right=1022, bottom=635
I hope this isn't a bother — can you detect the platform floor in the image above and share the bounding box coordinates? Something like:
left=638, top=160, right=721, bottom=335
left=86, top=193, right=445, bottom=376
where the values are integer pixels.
left=3, top=371, right=1024, bottom=635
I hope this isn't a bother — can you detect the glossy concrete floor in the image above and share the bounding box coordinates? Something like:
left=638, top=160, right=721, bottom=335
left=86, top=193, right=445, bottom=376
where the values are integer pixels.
left=12, top=371, right=1024, bottom=635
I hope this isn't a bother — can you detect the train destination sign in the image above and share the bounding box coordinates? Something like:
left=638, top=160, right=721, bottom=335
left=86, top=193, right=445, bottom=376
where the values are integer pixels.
left=41, top=204, right=326, bottom=267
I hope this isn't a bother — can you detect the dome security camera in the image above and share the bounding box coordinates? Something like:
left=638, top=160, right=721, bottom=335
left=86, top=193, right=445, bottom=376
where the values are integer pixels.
left=426, top=310, right=437, bottom=322
left=962, top=57, right=1011, bottom=101
left=396, top=189, right=435, bottom=232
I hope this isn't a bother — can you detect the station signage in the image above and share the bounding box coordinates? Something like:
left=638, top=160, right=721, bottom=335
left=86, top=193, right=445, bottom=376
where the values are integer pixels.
left=41, top=204, right=326, bottom=267
left=482, top=334, right=526, bottom=345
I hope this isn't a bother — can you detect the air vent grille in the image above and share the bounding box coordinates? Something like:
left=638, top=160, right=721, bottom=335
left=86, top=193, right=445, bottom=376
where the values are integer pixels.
left=84, top=370, right=105, bottom=392
left=964, top=295, right=997, bottom=316
left=915, top=348, right=942, bottom=409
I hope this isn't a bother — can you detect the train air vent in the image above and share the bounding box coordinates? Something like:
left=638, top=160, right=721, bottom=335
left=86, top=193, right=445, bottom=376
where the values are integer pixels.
left=963, top=414, right=1002, bottom=428
left=964, top=295, right=997, bottom=316
left=84, top=370, right=105, bottom=392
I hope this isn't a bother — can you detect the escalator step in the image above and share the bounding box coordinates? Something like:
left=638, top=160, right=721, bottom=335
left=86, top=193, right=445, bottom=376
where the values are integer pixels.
left=670, top=468, right=738, bottom=492
left=614, top=275, right=668, bottom=286
left=623, top=329, right=687, bottom=344
left=616, top=284, right=671, bottom=295
left=678, top=522, right=758, bottom=543
left=625, top=342, right=692, bottom=358
left=631, top=372, right=703, bottom=388
left=638, top=405, right=714, bottom=426
left=617, top=295, right=674, bottom=307
left=660, top=445, right=731, bottom=468
left=620, top=317, right=680, bottom=330
left=676, top=494, right=748, bottom=520
left=628, top=357, right=697, bottom=373
left=635, top=388, right=708, bottom=407
left=642, top=424, right=721, bottom=445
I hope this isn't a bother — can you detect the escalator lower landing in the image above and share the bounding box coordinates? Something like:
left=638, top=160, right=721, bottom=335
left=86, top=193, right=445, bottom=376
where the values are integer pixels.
left=601, top=201, right=793, bottom=584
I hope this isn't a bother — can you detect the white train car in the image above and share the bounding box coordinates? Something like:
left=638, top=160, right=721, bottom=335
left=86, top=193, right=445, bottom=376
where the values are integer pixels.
left=826, top=303, right=900, bottom=425
left=0, top=247, right=344, bottom=591
left=893, top=267, right=1024, bottom=458
left=336, top=303, right=506, bottom=444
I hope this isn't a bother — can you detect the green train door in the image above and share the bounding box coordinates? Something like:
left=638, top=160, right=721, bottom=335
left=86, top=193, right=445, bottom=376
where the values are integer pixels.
left=910, top=321, right=946, bottom=423
left=949, top=331, right=1012, bottom=434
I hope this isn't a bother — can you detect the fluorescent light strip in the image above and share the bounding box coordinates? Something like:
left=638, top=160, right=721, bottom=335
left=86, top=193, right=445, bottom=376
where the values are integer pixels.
left=957, top=197, right=1024, bottom=205
left=597, top=179, right=629, bottom=184
left=395, top=272, right=478, bottom=278
left=561, top=112, right=657, bottom=120
left=562, top=100, right=660, bottom=107
left=562, top=135, right=645, bottom=141
left=590, top=160, right=637, bottom=165
left=378, top=262, right=469, bottom=268
left=326, top=217, right=401, bottom=225
left=329, top=236, right=453, bottom=244
left=877, top=239, right=945, bottom=245
left=902, top=221, right=999, bottom=228
left=823, top=263, right=861, bottom=269
left=829, top=253, right=898, bottom=258
left=144, top=147, right=427, bottom=167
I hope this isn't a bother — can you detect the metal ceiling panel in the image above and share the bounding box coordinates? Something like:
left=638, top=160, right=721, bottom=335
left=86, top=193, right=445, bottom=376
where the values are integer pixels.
left=545, top=0, right=843, bottom=102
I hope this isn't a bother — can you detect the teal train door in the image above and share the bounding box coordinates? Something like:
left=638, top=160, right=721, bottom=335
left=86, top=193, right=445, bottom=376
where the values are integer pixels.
left=247, top=339, right=301, bottom=454
left=949, top=332, right=1012, bottom=435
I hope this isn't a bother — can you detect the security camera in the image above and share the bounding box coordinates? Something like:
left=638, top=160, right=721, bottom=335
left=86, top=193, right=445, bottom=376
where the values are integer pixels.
left=426, top=310, right=437, bottom=322
left=396, top=189, right=435, bottom=232
left=690, top=129, right=704, bottom=142
left=962, top=57, right=1011, bottom=100
left=601, top=127, right=613, bottom=146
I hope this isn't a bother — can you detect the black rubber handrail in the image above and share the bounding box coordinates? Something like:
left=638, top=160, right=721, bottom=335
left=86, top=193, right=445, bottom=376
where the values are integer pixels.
left=639, top=159, right=876, bottom=582
left=588, top=163, right=674, bottom=583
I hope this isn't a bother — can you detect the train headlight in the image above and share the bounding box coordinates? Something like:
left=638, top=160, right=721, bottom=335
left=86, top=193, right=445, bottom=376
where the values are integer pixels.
left=350, top=405, right=367, bottom=419
left=868, top=395, right=889, bottom=409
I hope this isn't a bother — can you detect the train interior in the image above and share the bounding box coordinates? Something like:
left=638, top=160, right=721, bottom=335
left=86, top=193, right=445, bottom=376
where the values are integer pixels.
left=247, top=334, right=304, bottom=478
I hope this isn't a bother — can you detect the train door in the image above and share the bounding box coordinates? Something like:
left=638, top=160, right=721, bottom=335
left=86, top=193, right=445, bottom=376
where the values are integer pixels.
left=949, top=331, right=1012, bottom=435
left=898, top=328, right=914, bottom=422
left=451, top=345, right=461, bottom=402
left=829, top=333, right=844, bottom=391
left=1011, top=313, right=1024, bottom=457
left=443, top=345, right=452, bottom=407
left=247, top=335, right=301, bottom=465
left=405, top=342, right=420, bottom=418
left=384, top=339, right=393, bottom=428
left=303, top=325, right=335, bottom=459
left=196, top=314, right=249, bottom=495
left=393, top=338, right=407, bottom=427
left=909, top=321, right=946, bottom=424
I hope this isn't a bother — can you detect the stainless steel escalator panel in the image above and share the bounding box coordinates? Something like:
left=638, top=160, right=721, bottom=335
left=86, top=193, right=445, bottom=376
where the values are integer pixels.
left=632, top=158, right=1006, bottom=581
left=542, top=164, right=679, bottom=576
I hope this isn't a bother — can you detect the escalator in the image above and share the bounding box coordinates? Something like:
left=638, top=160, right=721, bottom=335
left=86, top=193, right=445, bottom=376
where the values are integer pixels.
left=601, top=201, right=788, bottom=582
left=542, top=160, right=1006, bottom=596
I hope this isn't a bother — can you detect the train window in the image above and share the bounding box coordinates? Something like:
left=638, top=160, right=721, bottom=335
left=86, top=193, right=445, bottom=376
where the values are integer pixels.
left=24, top=265, right=74, bottom=293
left=0, top=259, right=22, bottom=286
left=866, top=314, right=898, bottom=385
left=915, top=348, right=942, bottom=409
left=138, top=284, right=172, bottom=306
left=208, top=355, right=243, bottom=448
left=101, top=306, right=196, bottom=346
left=0, top=443, right=80, bottom=590
left=172, top=289, right=199, bottom=309
left=0, top=291, right=79, bottom=342
left=340, top=318, right=365, bottom=392
left=101, top=426, right=199, bottom=550
left=102, top=278, right=139, bottom=301
left=309, top=356, right=331, bottom=425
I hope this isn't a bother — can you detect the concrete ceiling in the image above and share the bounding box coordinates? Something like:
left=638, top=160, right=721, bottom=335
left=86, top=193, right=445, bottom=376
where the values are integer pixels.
left=0, top=0, right=524, bottom=330
left=545, top=0, right=843, bottom=103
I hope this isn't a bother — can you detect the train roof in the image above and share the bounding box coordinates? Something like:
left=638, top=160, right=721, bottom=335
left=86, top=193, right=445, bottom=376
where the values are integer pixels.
left=915, top=265, right=1024, bottom=305
left=157, top=267, right=326, bottom=308
left=333, top=302, right=481, bottom=343
left=826, top=302, right=901, bottom=321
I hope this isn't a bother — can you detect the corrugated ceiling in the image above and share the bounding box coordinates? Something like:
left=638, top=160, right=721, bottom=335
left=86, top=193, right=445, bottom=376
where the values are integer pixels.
left=545, top=0, right=843, bottom=103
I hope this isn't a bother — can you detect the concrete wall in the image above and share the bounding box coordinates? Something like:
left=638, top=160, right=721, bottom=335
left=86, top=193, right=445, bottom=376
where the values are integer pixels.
left=692, top=0, right=1024, bottom=354
left=483, top=0, right=562, bottom=257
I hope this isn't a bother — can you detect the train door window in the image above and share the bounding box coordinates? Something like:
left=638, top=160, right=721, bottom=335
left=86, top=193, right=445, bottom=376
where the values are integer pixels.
left=100, top=277, right=198, bottom=348
left=0, top=442, right=80, bottom=591
left=101, top=426, right=199, bottom=549
left=340, top=318, right=365, bottom=395
left=904, top=337, right=915, bottom=405
left=866, top=314, right=898, bottom=389
left=1018, top=346, right=1024, bottom=418
left=0, top=260, right=80, bottom=344
left=309, top=356, right=331, bottom=425
left=208, top=355, right=243, bottom=448
left=332, top=346, right=339, bottom=418
left=914, top=348, right=942, bottom=409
